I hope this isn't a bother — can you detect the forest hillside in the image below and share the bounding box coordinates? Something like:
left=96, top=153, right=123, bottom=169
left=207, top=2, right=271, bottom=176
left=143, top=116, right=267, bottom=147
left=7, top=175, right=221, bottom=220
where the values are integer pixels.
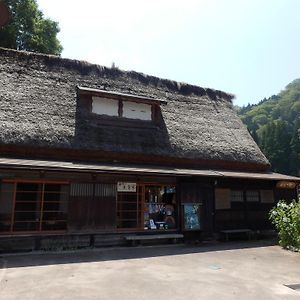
left=237, top=79, right=300, bottom=176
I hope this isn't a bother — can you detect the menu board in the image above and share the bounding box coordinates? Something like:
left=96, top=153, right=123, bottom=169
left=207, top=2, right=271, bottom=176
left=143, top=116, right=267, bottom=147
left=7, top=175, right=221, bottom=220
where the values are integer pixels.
left=183, top=204, right=201, bottom=230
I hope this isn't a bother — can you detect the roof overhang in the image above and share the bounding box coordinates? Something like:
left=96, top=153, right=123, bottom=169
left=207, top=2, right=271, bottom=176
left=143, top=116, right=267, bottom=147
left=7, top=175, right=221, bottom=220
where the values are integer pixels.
left=77, top=86, right=167, bottom=105
left=0, top=158, right=216, bottom=177
left=214, top=170, right=300, bottom=182
left=0, top=157, right=299, bottom=182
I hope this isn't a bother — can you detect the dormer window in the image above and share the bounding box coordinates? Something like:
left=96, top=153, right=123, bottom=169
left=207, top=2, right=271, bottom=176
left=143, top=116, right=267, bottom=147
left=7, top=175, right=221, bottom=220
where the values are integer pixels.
left=92, top=97, right=119, bottom=117
left=122, top=101, right=152, bottom=120
left=91, top=97, right=152, bottom=120
left=77, top=86, right=166, bottom=123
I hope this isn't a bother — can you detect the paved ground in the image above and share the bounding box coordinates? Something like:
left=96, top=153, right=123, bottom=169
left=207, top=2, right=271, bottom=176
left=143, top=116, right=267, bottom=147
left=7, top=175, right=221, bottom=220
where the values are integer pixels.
left=0, top=240, right=299, bottom=300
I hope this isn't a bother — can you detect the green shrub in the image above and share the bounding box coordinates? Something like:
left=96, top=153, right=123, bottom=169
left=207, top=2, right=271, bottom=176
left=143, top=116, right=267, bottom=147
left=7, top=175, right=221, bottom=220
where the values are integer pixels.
left=269, top=200, right=300, bottom=251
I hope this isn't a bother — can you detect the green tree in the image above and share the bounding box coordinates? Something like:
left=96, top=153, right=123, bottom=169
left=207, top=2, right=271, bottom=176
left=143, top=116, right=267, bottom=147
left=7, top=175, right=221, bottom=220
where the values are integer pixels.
left=0, top=0, right=62, bottom=55
left=290, top=118, right=300, bottom=176
left=257, top=120, right=292, bottom=174
left=249, top=128, right=259, bottom=144
left=259, top=121, right=276, bottom=162
left=272, top=120, right=292, bottom=173
left=237, top=78, right=300, bottom=176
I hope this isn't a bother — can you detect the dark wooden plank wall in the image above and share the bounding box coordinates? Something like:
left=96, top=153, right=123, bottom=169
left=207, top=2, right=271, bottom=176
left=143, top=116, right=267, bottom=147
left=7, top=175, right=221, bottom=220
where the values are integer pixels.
left=274, top=188, right=298, bottom=202
left=214, top=179, right=298, bottom=231
left=215, top=204, right=275, bottom=231
left=68, top=183, right=116, bottom=231
left=1, top=169, right=297, bottom=235
left=180, top=182, right=214, bottom=236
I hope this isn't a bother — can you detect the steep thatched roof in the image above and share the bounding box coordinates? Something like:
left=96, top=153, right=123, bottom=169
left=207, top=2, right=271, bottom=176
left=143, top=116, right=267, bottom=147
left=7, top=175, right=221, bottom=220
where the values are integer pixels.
left=0, top=48, right=269, bottom=168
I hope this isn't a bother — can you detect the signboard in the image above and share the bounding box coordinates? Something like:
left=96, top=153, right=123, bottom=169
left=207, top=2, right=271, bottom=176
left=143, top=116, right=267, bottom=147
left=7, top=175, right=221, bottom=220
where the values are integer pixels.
left=183, top=203, right=201, bottom=230
left=117, top=182, right=137, bottom=192
left=276, top=181, right=296, bottom=189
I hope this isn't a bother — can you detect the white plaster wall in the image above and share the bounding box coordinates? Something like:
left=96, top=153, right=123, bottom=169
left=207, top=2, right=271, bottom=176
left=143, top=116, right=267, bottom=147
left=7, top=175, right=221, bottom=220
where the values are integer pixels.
left=92, top=97, right=119, bottom=116
left=123, top=101, right=152, bottom=120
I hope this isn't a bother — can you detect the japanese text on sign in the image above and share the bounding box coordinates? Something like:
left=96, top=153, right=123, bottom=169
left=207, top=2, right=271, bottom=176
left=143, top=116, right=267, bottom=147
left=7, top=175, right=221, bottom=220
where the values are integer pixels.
left=117, top=182, right=137, bottom=192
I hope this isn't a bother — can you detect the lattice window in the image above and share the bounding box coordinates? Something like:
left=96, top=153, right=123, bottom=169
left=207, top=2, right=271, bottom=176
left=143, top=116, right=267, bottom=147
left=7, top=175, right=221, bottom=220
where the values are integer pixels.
left=230, top=190, right=244, bottom=202
left=70, top=183, right=93, bottom=197
left=0, top=181, right=69, bottom=233
left=246, top=190, right=260, bottom=202
left=95, top=184, right=116, bottom=197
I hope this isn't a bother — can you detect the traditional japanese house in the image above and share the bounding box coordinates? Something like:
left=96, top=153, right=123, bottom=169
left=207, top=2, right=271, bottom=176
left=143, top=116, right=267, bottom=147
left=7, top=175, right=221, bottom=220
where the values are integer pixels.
left=0, top=48, right=299, bottom=252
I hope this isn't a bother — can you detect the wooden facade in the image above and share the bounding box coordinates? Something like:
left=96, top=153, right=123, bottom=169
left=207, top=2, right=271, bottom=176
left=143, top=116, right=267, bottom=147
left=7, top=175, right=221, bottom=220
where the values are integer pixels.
left=0, top=166, right=298, bottom=252
left=0, top=48, right=299, bottom=252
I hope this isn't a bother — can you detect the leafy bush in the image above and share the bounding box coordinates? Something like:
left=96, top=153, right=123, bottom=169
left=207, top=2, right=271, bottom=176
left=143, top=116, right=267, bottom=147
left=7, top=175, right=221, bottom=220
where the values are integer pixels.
left=269, top=200, right=300, bottom=251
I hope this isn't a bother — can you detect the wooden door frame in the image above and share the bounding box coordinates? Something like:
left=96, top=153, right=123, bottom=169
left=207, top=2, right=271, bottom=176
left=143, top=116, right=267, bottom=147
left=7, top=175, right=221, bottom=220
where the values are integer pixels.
left=116, top=182, right=178, bottom=232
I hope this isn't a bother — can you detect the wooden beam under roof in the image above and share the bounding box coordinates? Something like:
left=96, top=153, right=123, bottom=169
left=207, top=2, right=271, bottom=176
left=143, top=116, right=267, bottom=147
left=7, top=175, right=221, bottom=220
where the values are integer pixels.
left=77, top=86, right=167, bottom=105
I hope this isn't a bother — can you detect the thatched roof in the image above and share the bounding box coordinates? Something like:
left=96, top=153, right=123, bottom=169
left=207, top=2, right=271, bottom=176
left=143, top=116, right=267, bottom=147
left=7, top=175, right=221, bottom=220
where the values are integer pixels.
left=0, top=48, right=269, bottom=169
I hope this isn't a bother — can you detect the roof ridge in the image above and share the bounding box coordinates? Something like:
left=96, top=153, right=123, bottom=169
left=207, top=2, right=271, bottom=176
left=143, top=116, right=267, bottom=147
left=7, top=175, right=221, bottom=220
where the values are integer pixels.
left=0, top=47, right=234, bottom=101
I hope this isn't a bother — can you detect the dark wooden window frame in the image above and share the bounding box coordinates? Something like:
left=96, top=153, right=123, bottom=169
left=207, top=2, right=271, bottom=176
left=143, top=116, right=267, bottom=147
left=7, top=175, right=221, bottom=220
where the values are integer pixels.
left=78, top=86, right=166, bottom=125
left=230, top=190, right=244, bottom=203
left=230, top=189, right=261, bottom=204
left=91, top=97, right=156, bottom=121
left=0, top=179, right=69, bottom=234
left=245, top=190, right=260, bottom=203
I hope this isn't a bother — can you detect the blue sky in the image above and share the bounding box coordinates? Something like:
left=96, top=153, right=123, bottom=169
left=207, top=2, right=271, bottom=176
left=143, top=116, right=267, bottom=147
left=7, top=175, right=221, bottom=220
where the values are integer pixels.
left=37, top=0, right=300, bottom=106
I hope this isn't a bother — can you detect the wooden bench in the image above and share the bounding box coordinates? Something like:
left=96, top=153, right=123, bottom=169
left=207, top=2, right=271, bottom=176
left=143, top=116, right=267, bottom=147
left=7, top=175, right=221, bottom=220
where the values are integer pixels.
left=125, top=233, right=184, bottom=246
left=220, top=229, right=253, bottom=241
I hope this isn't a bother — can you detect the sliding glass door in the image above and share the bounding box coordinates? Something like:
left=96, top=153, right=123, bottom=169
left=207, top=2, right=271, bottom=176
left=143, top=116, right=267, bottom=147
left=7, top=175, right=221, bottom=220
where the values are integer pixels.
left=0, top=181, right=68, bottom=233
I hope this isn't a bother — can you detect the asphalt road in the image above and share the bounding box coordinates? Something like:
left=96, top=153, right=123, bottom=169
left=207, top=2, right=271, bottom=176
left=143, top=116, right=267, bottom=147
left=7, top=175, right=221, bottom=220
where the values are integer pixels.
left=0, top=240, right=299, bottom=300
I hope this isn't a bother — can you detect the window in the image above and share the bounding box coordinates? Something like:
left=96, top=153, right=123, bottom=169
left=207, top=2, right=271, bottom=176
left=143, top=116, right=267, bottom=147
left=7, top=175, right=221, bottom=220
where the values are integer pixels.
left=14, top=183, right=41, bottom=231
left=116, top=184, right=177, bottom=230
left=123, top=101, right=152, bottom=120
left=144, top=185, right=177, bottom=230
left=230, top=190, right=244, bottom=202
left=0, top=183, right=14, bottom=232
left=70, top=183, right=93, bottom=197
left=0, top=181, right=68, bottom=233
left=117, top=185, right=142, bottom=229
left=78, top=86, right=165, bottom=123
left=230, top=190, right=261, bottom=203
left=246, top=190, right=260, bottom=202
left=92, top=97, right=119, bottom=117
left=41, top=184, right=68, bottom=231
left=92, top=97, right=153, bottom=121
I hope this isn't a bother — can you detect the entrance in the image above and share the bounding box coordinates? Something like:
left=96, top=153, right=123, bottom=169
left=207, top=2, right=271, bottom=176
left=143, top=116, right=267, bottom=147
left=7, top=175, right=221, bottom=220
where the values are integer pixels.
left=116, top=185, right=143, bottom=229
left=116, top=184, right=177, bottom=231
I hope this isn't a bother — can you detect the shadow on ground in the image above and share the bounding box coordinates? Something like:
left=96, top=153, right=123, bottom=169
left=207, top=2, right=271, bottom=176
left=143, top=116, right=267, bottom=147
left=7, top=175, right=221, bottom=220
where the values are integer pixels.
left=0, top=239, right=277, bottom=269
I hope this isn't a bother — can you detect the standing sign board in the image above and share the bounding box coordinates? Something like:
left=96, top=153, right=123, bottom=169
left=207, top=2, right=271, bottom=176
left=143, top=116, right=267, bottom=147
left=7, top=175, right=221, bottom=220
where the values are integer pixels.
left=183, top=204, right=201, bottom=230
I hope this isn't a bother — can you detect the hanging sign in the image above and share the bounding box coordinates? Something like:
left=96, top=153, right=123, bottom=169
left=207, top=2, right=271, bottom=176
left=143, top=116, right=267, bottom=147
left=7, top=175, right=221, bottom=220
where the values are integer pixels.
left=117, top=182, right=137, bottom=192
left=276, top=181, right=296, bottom=189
